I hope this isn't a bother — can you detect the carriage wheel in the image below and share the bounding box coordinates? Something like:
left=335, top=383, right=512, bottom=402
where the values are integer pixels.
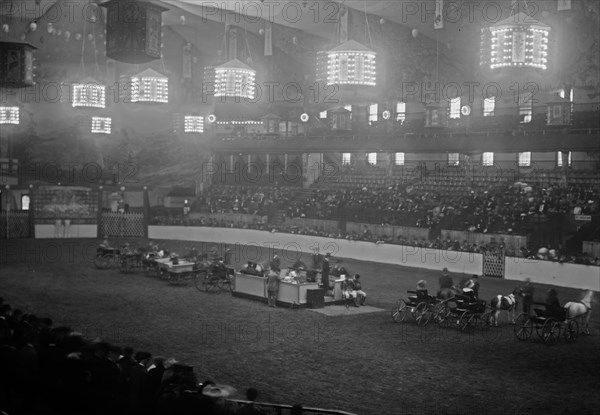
left=119, top=260, right=133, bottom=274
left=514, top=313, right=533, bottom=341
left=391, top=300, right=407, bottom=323
left=459, top=311, right=474, bottom=332
left=541, top=319, right=560, bottom=346
left=435, top=304, right=448, bottom=327
left=194, top=271, right=207, bottom=292
left=564, top=319, right=579, bottom=343
left=94, top=254, right=113, bottom=270
left=480, top=311, right=493, bottom=330
left=167, top=273, right=180, bottom=285
left=204, top=276, right=220, bottom=293
left=217, top=277, right=233, bottom=293
left=414, top=302, right=431, bottom=327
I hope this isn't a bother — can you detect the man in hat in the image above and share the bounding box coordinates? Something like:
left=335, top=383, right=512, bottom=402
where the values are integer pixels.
left=416, top=280, right=429, bottom=299
left=439, top=267, right=453, bottom=290
left=519, top=278, right=534, bottom=315
left=270, top=254, right=281, bottom=272
left=321, top=253, right=331, bottom=294
left=266, top=269, right=280, bottom=307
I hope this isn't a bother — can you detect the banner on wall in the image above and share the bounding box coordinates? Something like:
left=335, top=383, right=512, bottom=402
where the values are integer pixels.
left=34, top=186, right=98, bottom=219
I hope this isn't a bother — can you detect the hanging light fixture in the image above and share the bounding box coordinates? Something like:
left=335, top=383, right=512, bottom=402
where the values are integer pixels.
left=0, top=39, right=37, bottom=88
left=100, top=0, right=168, bottom=64
left=91, top=116, right=112, bottom=134
left=317, top=40, right=377, bottom=86
left=481, top=11, right=550, bottom=71
left=213, top=59, right=256, bottom=99
left=184, top=115, right=204, bottom=133
left=122, top=68, right=169, bottom=103
left=0, top=106, right=20, bottom=124
left=72, top=77, right=106, bottom=108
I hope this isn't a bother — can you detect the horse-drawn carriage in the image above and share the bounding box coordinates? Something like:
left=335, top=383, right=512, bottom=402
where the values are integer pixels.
left=391, top=290, right=441, bottom=327
left=94, top=245, right=144, bottom=274
left=434, top=295, right=493, bottom=332
left=513, top=303, right=579, bottom=346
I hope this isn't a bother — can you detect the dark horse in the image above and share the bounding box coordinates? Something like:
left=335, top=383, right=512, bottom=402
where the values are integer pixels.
left=437, top=286, right=462, bottom=300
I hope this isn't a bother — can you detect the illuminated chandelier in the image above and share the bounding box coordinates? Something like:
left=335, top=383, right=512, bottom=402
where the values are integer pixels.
left=91, top=116, right=112, bottom=134
left=0, top=106, right=19, bottom=124
left=213, top=59, right=256, bottom=100
left=316, top=40, right=377, bottom=86
left=481, top=11, right=550, bottom=71
left=72, top=77, right=106, bottom=108
left=184, top=115, right=204, bottom=133
left=121, top=68, right=169, bottom=104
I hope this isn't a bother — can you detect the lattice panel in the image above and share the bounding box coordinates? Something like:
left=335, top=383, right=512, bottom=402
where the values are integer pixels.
left=0, top=211, right=30, bottom=239
left=100, top=212, right=145, bottom=238
left=483, top=252, right=505, bottom=278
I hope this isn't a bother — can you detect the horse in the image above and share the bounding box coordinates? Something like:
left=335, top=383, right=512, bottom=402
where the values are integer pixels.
left=437, top=286, right=461, bottom=300
left=489, top=287, right=521, bottom=326
left=564, top=290, right=594, bottom=335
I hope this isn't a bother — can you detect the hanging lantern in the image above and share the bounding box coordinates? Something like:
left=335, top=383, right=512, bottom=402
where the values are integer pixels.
left=425, top=103, right=448, bottom=128
left=71, top=77, right=106, bottom=108
left=121, top=68, right=168, bottom=103
left=330, top=106, right=352, bottom=130
left=481, top=12, right=550, bottom=72
left=0, top=106, right=20, bottom=124
left=261, top=113, right=281, bottom=133
left=0, top=39, right=36, bottom=88
left=212, top=59, right=256, bottom=100
left=316, top=40, right=376, bottom=86
left=184, top=115, right=204, bottom=133
left=546, top=100, right=572, bottom=126
left=100, top=0, right=168, bottom=64
left=91, top=116, right=112, bottom=134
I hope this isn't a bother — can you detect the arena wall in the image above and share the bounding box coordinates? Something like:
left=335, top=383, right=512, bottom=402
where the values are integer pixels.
left=35, top=224, right=97, bottom=238
left=148, top=226, right=483, bottom=275
left=504, top=257, right=600, bottom=291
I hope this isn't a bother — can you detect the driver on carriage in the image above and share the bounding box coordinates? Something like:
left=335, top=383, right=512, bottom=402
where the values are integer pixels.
left=211, top=258, right=228, bottom=279
left=416, top=280, right=429, bottom=300
left=543, top=289, right=563, bottom=319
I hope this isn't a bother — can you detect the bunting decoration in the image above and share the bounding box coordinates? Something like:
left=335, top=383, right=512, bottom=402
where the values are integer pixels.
left=557, top=0, right=571, bottom=11
left=434, top=0, right=444, bottom=30
left=264, top=21, right=272, bottom=56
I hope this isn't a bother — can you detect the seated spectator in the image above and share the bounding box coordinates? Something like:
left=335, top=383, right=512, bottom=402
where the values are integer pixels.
left=353, top=274, right=367, bottom=306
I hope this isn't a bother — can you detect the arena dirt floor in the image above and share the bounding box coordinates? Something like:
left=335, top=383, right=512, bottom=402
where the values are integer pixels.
left=1, top=238, right=599, bottom=415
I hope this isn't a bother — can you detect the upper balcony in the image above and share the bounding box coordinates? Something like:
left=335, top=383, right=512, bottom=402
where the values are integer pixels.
left=209, top=103, right=600, bottom=154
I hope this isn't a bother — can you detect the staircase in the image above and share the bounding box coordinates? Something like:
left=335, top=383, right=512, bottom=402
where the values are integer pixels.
left=269, top=208, right=287, bottom=227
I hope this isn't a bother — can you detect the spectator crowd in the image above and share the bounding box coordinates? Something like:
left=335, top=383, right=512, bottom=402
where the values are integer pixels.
left=0, top=297, right=300, bottom=415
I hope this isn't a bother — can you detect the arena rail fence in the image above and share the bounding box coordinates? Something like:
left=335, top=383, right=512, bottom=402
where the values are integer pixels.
left=0, top=211, right=31, bottom=239
left=504, top=256, right=600, bottom=291
left=186, top=212, right=268, bottom=224
left=583, top=241, right=600, bottom=259
left=227, top=399, right=357, bottom=415
left=148, top=226, right=484, bottom=275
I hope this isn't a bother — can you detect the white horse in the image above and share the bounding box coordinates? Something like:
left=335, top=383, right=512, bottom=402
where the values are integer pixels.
left=564, top=290, right=594, bottom=335
left=489, top=287, right=520, bottom=326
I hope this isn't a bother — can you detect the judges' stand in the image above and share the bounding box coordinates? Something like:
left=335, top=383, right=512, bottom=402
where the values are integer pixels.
left=233, top=268, right=344, bottom=308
